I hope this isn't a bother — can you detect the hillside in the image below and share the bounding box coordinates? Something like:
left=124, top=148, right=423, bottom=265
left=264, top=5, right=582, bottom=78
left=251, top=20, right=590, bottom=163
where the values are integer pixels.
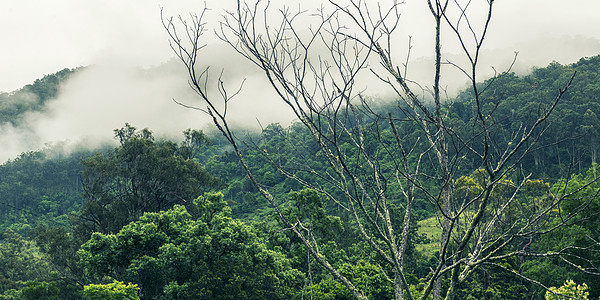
left=0, top=56, right=599, bottom=299
left=0, top=68, right=80, bottom=126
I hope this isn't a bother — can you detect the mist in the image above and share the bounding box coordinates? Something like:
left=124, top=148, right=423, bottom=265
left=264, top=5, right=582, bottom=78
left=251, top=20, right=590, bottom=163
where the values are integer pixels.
left=2, top=35, right=599, bottom=162
left=0, top=45, right=295, bottom=162
left=1, top=0, right=599, bottom=162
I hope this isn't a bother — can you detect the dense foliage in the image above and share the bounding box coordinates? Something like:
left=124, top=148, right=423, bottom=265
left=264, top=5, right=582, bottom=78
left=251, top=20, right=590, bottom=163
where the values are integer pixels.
left=0, top=147, right=88, bottom=235
left=0, top=68, right=79, bottom=126
left=1, top=57, right=600, bottom=298
left=77, top=124, right=223, bottom=235
left=79, top=193, right=303, bottom=299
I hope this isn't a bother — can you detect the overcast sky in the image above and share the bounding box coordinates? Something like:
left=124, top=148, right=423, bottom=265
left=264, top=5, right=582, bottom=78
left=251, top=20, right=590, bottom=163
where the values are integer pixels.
left=0, top=0, right=599, bottom=161
left=1, top=0, right=599, bottom=92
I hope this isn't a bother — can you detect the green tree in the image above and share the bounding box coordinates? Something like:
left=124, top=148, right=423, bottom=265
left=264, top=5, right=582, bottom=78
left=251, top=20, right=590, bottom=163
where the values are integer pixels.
left=523, top=166, right=600, bottom=298
left=78, top=124, right=222, bottom=235
left=78, top=192, right=304, bottom=299
left=582, top=109, right=600, bottom=176
left=83, top=280, right=139, bottom=300
left=0, top=281, right=60, bottom=300
left=0, top=147, right=86, bottom=236
left=545, top=280, right=589, bottom=300
left=20, top=281, right=60, bottom=300
left=0, top=68, right=79, bottom=125
left=0, top=230, right=53, bottom=294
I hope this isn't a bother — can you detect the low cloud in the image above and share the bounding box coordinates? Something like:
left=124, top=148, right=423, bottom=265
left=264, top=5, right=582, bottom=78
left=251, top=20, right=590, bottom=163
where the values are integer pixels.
left=0, top=45, right=294, bottom=162
left=1, top=33, right=598, bottom=162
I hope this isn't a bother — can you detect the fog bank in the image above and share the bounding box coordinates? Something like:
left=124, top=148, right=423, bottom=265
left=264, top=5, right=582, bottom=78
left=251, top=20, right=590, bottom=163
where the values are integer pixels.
left=1, top=35, right=598, bottom=162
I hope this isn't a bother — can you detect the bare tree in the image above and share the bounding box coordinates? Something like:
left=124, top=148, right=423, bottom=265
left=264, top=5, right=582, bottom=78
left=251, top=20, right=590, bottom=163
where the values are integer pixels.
left=163, top=1, right=598, bottom=299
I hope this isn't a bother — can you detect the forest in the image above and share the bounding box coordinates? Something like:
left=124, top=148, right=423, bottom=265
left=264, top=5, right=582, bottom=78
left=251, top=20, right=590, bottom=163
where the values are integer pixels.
left=0, top=54, right=598, bottom=299
left=1, top=1, right=600, bottom=299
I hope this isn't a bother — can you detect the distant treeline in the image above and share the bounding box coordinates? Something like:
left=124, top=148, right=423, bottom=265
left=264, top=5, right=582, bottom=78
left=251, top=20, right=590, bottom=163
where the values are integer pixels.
left=0, top=56, right=599, bottom=299
left=0, top=68, right=82, bottom=126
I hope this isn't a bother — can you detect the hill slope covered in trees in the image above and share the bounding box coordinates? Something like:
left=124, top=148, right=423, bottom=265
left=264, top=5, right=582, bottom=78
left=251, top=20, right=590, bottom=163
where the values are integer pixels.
left=0, top=56, right=599, bottom=299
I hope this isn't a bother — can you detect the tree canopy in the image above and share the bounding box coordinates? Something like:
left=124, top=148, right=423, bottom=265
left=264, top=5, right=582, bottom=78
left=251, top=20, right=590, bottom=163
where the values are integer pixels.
left=1, top=3, right=600, bottom=298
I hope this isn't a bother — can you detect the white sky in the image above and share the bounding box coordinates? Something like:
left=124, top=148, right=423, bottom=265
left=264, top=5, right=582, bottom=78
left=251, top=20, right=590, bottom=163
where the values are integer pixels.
left=1, top=0, right=599, bottom=92
left=0, top=0, right=599, bottom=161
